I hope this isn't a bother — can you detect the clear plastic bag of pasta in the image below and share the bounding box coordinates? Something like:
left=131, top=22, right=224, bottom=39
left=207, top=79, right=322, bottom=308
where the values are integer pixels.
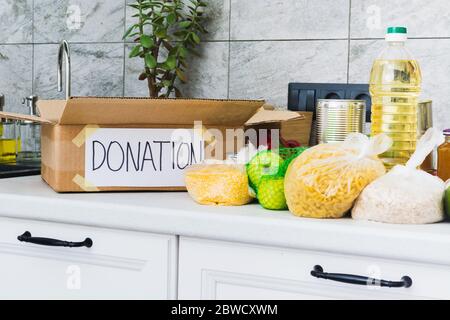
left=284, top=133, right=392, bottom=218
left=185, top=144, right=259, bottom=206
left=185, top=163, right=254, bottom=206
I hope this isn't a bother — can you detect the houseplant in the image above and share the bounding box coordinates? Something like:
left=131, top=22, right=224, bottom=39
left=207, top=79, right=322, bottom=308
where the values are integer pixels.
left=124, top=0, right=207, bottom=98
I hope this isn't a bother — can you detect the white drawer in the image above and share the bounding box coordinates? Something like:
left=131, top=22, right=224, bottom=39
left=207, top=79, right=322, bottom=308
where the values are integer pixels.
left=0, top=217, right=177, bottom=300
left=179, top=237, right=450, bottom=300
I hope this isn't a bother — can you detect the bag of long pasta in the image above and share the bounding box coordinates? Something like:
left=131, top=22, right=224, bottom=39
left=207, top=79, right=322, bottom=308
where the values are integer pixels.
left=284, top=133, right=392, bottom=218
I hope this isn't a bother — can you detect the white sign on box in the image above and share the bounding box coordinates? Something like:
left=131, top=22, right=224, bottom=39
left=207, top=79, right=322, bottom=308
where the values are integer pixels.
left=85, top=128, right=204, bottom=187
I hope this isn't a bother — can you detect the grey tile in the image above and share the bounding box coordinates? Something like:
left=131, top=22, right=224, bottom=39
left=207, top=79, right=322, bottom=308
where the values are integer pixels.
left=230, top=0, right=350, bottom=40
left=0, top=45, right=32, bottom=113
left=0, top=0, right=33, bottom=43
left=229, top=40, right=348, bottom=107
left=125, top=41, right=229, bottom=99
left=178, top=42, right=228, bottom=98
left=348, top=39, right=383, bottom=83
left=34, top=0, right=125, bottom=43
left=351, top=0, right=450, bottom=38
left=125, top=0, right=227, bottom=42
left=203, top=0, right=230, bottom=41
left=349, top=39, right=450, bottom=130
left=124, top=43, right=151, bottom=97
left=34, top=43, right=124, bottom=99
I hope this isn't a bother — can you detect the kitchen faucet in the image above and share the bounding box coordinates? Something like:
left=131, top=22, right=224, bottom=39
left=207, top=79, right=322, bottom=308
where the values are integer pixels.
left=57, top=40, right=71, bottom=100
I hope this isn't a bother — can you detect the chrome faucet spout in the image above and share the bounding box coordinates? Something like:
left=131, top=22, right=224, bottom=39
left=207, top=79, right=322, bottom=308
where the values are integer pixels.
left=57, top=40, right=71, bottom=100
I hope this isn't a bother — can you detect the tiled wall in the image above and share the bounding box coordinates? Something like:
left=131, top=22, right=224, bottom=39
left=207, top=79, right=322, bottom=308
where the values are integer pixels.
left=1, top=0, right=449, bottom=129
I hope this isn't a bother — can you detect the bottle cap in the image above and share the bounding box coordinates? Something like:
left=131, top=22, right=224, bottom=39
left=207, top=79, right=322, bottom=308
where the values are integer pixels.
left=386, top=26, right=408, bottom=42
left=387, top=27, right=407, bottom=34
left=444, top=129, right=450, bottom=136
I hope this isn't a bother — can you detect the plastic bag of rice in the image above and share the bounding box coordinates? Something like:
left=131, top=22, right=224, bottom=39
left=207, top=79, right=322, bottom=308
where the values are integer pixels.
left=285, top=133, right=392, bottom=218
left=352, top=128, right=446, bottom=224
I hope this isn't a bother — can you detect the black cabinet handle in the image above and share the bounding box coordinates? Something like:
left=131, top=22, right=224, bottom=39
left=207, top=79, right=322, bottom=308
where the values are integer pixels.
left=18, top=231, right=93, bottom=248
left=311, top=265, right=412, bottom=288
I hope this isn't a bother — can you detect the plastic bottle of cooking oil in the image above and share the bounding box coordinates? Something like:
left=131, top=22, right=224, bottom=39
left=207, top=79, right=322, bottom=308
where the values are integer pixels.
left=370, top=27, right=422, bottom=169
left=0, top=94, right=19, bottom=163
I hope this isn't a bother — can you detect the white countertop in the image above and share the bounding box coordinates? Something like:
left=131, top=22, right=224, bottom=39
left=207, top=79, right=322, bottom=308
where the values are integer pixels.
left=1, top=176, right=450, bottom=265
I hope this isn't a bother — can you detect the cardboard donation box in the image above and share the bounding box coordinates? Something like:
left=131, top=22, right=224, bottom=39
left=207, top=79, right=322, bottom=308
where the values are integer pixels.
left=0, top=97, right=304, bottom=192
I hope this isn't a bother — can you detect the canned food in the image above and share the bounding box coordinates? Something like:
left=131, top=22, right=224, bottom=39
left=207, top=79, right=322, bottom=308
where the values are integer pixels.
left=316, top=99, right=366, bottom=144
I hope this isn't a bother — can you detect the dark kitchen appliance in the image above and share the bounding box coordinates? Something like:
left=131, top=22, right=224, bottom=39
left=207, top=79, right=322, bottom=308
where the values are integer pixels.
left=288, top=83, right=371, bottom=122
left=0, top=163, right=40, bottom=179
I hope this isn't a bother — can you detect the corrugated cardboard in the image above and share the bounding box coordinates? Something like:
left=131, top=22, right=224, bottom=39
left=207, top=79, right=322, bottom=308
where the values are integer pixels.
left=280, top=111, right=313, bottom=146
left=0, top=97, right=304, bottom=193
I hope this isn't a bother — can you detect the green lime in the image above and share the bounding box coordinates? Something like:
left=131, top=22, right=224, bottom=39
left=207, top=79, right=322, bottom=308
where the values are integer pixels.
left=257, top=176, right=287, bottom=210
left=247, top=151, right=284, bottom=189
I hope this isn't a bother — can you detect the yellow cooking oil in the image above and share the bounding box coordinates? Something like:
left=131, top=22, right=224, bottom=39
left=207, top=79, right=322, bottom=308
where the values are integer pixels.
left=0, top=122, right=20, bottom=163
left=0, top=138, right=19, bottom=163
left=369, top=27, right=422, bottom=169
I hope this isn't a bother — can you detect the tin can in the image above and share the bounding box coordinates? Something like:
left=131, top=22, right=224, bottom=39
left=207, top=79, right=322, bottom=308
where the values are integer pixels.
left=316, top=99, right=366, bottom=144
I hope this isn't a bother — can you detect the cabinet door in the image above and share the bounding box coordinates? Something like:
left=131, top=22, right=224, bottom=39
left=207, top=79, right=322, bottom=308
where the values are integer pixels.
left=0, top=218, right=177, bottom=299
left=178, top=237, right=450, bottom=300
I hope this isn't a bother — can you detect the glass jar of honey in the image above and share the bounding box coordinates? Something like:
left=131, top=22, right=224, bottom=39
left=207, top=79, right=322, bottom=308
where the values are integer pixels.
left=437, top=129, right=450, bottom=182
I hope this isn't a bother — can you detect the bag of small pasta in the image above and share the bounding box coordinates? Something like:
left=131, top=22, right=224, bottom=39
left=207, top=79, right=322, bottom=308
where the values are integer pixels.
left=284, top=133, right=392, bottom=218
left=352, top=128, right=446, bottom=224
left=185, top=144, right=259, bottom=206
left=185, top=163, right=255, bottom=206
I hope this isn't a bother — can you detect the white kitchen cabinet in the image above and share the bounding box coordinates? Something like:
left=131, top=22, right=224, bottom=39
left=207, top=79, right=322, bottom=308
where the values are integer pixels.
left=1, top=177, right=450, bottom=300
left=0, top=217, right=177, bottom=300
left=178, top=237, right=450, bottom=300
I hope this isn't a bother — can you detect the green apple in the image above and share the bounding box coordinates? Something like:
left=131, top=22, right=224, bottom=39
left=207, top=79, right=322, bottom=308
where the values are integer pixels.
left=247, top=151, right=284, bottom=189
left=257, top=176, right=287, bottom=210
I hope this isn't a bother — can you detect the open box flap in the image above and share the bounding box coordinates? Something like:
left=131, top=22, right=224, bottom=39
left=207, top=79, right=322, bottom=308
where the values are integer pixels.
left=245, top=109, right=304, bottom=126
left=0, top=99, right=302, bottom=127
left=57, top=97, right=266, bottom=126
left=0, top=100, right=67, bottom=124
left=37, top=100, right=66, bottom=123
left=0, top=111, right=53, bottom=124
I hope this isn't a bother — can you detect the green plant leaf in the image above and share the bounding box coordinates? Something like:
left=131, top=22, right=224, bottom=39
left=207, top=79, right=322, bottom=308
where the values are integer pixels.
left=123, top=24, right=137, bottom=40
left=190, top=32, right=201, bottom=44
left=165, top=55, right=177, bottom=70
left=178, top=46, right=188, bottom=58
left=129, top=45, right=142, bottom=58
left=153, top=15, right=165, bottom=25
left=166, top=13, right=177, bottom=24
left=140, top=34, right=154, bottom=48
left=155, top=28, right=167, bottom=38
left=179, top=21, right=192, bottom=28
left=145, top=53, right=157, bottom=68
left=176, top=68, right=187, bottom=83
